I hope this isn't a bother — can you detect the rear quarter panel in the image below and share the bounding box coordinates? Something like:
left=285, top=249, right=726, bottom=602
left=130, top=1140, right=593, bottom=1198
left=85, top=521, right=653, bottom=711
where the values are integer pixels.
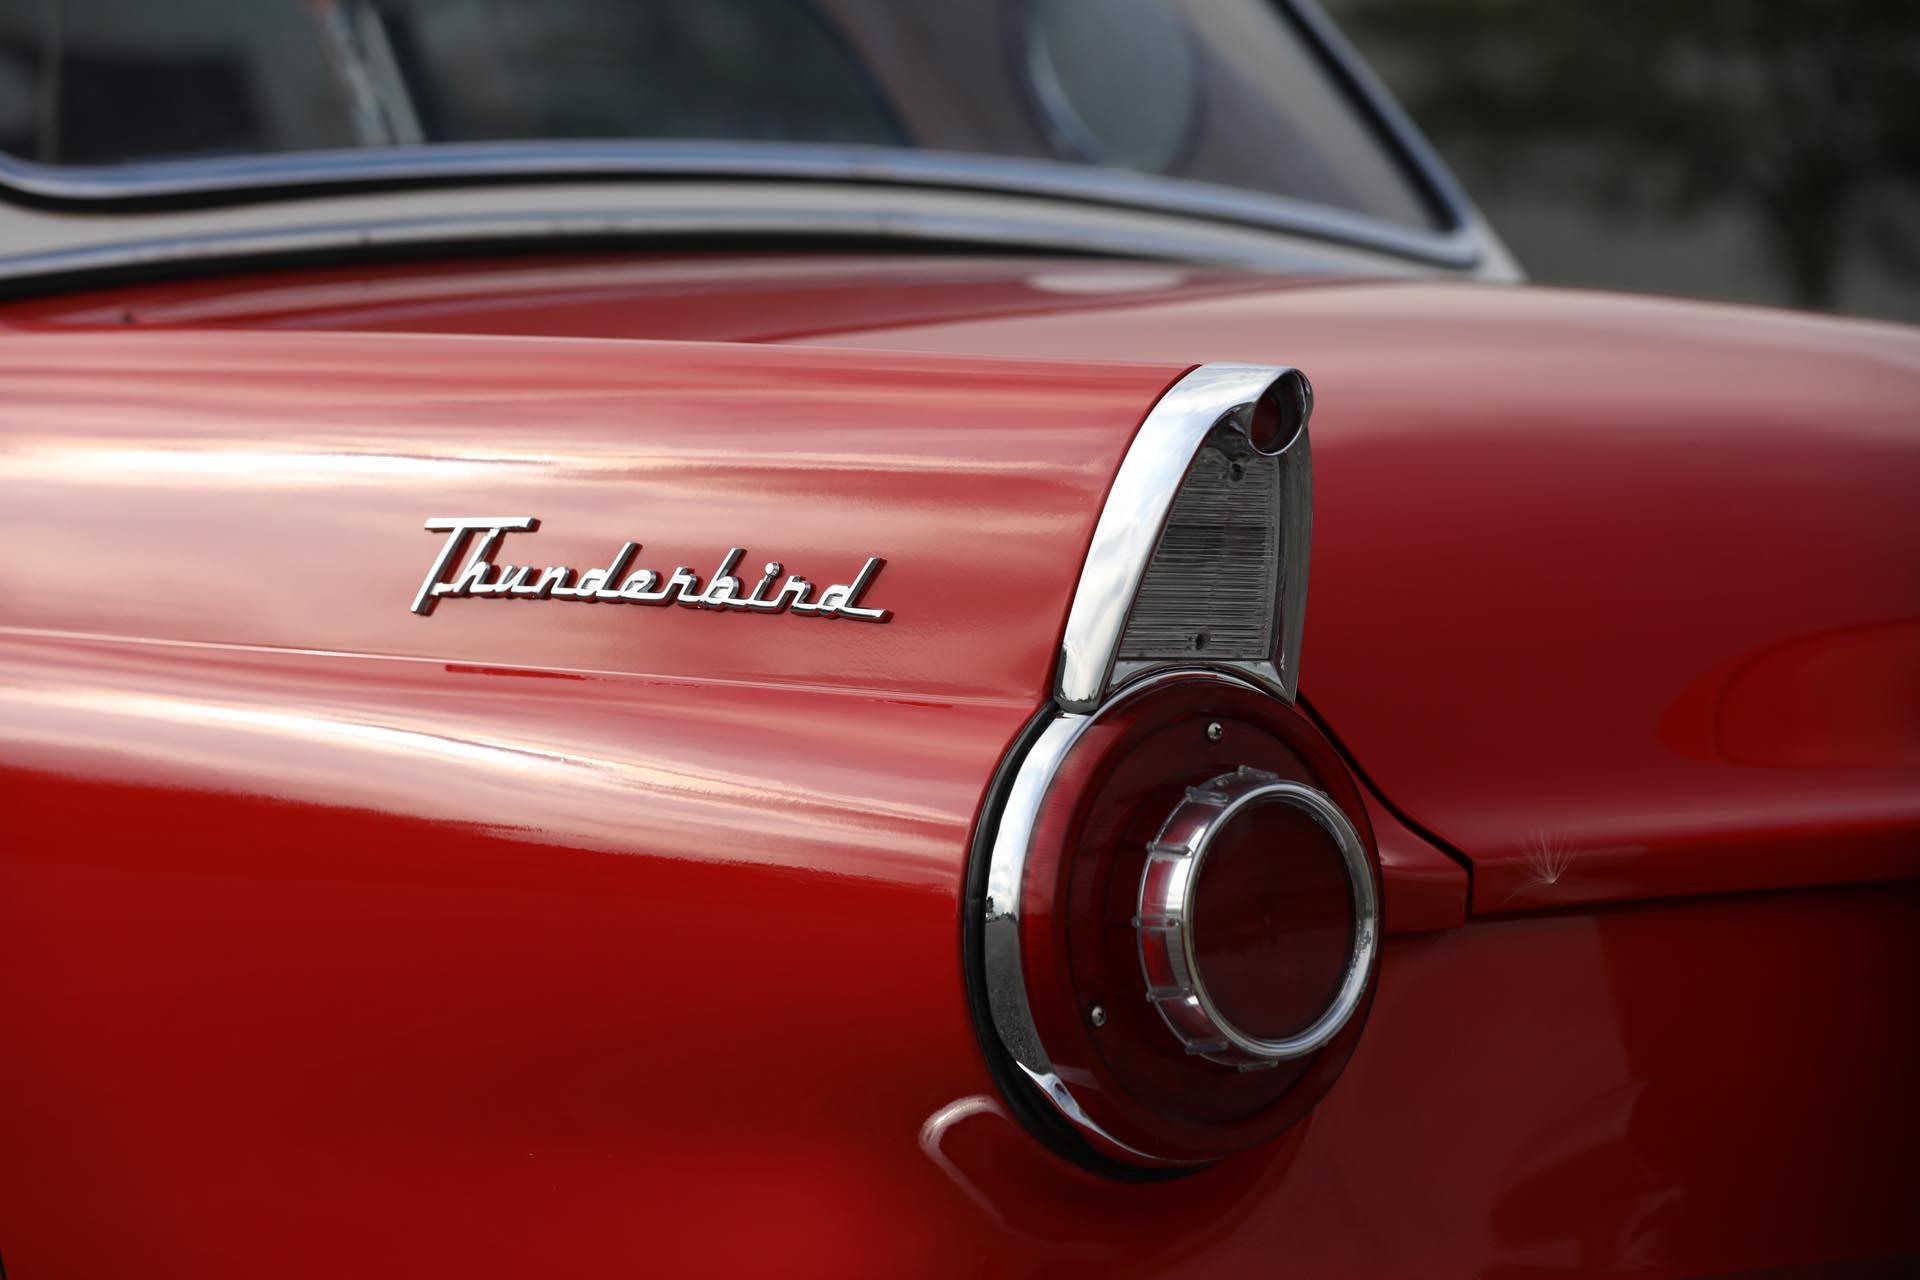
left=2, top=316, right=1916, bottom=1276
left=0, top=332, right=1184, bottom=1273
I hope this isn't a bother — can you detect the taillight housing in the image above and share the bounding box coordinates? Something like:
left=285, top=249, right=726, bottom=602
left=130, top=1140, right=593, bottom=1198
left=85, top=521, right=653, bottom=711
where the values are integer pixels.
left=968, top=362, right=1377, bottom=1172
left=982, top=671, right=1378, bottom=1169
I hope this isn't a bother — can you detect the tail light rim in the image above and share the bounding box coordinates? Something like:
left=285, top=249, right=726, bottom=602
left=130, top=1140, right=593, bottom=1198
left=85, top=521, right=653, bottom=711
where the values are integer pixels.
left=977, top=669, right=1381, bottom=1170
left=980, top=671, right=1217, bottom=1169
left=1137, top=768, right=1378, bottom=1066
left=969, top=361, right=1356, bottom=1174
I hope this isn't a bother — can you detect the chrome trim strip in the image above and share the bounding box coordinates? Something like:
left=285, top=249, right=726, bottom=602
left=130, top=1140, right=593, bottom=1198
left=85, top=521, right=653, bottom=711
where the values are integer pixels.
left=1286, top=0, right=1484, bottom=243
left=0, top=0, right=1523, bottom=283
left=981, top=670, right=1252, bottom=1168
left=0, top=139, right=1494, bottom=273
left=1055, top=363, right=1311, bottom=713
left=0, top=192, right=1448, bottom=287
left=1015, top=1064, right=1176, bottom=1167
left=982, top=711, right=1091, bottom=1077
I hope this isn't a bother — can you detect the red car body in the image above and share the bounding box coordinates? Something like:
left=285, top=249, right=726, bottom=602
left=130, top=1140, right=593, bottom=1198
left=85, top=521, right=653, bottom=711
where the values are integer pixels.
left=2, top=251, right=1916, bottom=1275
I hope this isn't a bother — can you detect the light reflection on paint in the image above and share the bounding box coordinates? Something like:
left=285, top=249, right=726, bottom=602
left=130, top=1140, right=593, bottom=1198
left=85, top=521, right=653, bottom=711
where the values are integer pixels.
left=917, top=1094, right=1043, bottom=1239
left=0, top=440, right=1080, bottom=486
left=0, top=679, right=958, bottom=878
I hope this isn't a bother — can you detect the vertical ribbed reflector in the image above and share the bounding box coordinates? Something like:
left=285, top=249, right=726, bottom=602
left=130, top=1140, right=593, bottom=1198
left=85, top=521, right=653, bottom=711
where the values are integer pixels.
left=1117, top=432, right=1279, bottom=662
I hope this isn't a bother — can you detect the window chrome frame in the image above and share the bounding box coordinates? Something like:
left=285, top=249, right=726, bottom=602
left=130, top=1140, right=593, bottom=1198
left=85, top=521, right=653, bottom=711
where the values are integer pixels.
left=0, top=139, right=1495, bottom=274
left=0, top=2, right=1509, bottom=283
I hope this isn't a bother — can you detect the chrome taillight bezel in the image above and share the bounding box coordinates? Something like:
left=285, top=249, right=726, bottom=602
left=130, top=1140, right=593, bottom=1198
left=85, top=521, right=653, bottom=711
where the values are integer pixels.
left=973, top=670, right=1380, bottom=1170
left=1137, top=767, right=1377, bottom=1067
left=1055, top=363, right=1312, bottom=713
left=968, top=363, right=1378, bottom=1174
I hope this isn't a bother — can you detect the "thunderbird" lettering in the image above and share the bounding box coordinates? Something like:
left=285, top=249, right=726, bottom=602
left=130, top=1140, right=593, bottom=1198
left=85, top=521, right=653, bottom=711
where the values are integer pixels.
left=411, top=516, right=891, bottom=622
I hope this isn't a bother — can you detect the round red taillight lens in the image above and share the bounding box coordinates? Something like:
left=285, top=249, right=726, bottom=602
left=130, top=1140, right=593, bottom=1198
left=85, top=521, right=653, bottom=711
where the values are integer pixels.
left=1187, top=793, right=1356, bottom=1043
left=1136, top=768, right=1372, bottom=1068
left=978, top=671, right=1379, bottom=1170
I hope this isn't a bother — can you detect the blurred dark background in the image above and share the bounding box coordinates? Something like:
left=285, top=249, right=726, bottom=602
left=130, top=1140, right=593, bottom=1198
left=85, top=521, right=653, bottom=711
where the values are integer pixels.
left=1326, top=0, right=1920, bottom=322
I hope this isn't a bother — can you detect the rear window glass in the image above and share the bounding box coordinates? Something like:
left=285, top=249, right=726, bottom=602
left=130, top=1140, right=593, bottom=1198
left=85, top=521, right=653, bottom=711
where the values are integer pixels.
left=0, top=0, right=1442, bottom=231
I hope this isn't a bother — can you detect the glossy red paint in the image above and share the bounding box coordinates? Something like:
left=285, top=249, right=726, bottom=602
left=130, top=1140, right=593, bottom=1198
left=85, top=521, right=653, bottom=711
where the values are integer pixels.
left=4, top=254, right=1917, bottom=1274
left=1363, top=788, right=1468, bottom=933
left=17, top=256, right=1914, bottom=909
left=0, top=329, right=1177, bottom=699
left=3, top=632, right=1913, bottom=1274
left=791, top=273, right=1920, bottom=915
left=0, top=253, right=1299, bottom=342
left=840, top=286, right=1920, bottom=913
left=0, top=631, right=1015, bottom=1274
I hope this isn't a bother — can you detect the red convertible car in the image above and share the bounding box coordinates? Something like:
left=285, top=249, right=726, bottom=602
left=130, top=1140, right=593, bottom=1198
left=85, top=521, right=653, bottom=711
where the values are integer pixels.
left=1, top=1, right=1915, bottom=1275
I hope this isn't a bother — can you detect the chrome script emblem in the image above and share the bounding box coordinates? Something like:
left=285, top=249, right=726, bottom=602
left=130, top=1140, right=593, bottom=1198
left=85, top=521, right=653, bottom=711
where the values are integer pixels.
left=411, top=516, right=890, bottom=622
